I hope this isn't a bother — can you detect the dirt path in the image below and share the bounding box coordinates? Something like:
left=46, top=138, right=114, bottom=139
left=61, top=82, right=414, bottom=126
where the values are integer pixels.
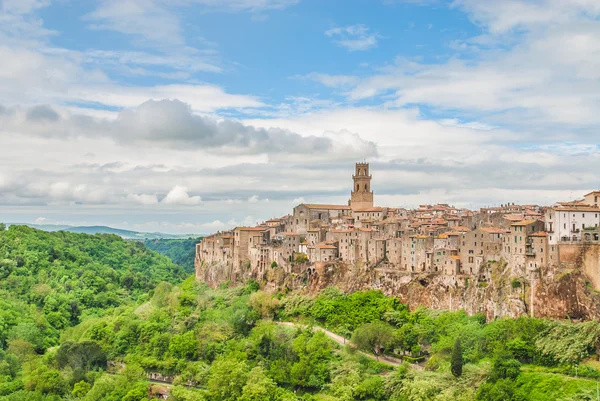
left=275, top=321, right=404, bottom=367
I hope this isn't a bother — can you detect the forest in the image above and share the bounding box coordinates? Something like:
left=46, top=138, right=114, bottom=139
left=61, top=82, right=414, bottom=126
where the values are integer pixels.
left=143, top=238, right=201, bottom=274
left=1, top=223, right=600, bottom=401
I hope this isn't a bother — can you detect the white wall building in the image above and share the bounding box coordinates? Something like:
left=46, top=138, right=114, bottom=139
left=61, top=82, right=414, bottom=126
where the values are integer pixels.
left=545, top=204, right=600, bottom=244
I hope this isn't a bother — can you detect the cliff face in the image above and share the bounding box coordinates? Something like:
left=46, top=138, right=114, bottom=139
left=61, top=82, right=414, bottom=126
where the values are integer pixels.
left=196, top=244, right=600, bottom=320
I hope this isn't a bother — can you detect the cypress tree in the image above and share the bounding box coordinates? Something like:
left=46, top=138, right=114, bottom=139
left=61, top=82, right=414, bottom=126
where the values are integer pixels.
left=451, top=337, right=463, bottom=377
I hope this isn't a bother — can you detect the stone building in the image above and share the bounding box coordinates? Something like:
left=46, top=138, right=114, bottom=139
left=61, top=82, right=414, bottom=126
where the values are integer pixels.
left=350, top=162, right=374, bottom=211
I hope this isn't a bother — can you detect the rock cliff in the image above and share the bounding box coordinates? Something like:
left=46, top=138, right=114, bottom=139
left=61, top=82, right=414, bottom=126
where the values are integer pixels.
left=196, top=244, right=600, bottom=320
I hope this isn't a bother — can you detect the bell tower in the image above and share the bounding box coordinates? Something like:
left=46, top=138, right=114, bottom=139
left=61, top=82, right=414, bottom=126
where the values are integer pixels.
left=350, top=162, right=374, bottom=211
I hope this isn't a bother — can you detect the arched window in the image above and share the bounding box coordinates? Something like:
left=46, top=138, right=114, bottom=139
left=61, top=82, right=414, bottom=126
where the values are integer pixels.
left=357, top=184, right=360, bottom=191
left=364, top=184, right=367, bottom=191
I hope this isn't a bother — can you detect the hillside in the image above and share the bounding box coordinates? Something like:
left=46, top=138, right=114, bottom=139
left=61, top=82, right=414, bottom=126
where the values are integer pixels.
left=1, top=224, right=599, bottom=401
left=144, top=237, right=201, bottom=274
left=0, top=225, right=185, bottom=349
left=8, top=223, right=196, bottom=240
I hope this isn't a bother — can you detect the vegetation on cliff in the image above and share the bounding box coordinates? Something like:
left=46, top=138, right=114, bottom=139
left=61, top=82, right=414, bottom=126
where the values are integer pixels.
left=2, top=224, right=600, bottom=400
left=143, top=237, right=201, bottom=274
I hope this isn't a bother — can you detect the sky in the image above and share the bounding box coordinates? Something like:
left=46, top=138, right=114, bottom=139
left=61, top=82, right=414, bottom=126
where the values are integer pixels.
left=1, top=0, right=600, bottom=234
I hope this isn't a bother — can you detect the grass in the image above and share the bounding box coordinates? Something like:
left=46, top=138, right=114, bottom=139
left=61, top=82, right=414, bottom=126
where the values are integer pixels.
left=516, top=371, right=600, bottom=400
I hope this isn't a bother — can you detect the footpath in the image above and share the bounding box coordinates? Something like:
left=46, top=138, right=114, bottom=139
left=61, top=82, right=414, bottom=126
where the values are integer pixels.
left=275, top=321, right=405, bottom=367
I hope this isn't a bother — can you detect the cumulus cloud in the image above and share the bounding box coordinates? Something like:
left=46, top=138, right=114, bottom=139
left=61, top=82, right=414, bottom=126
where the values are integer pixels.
left=1, top=100, right=378, bottom=160
left=26, top=104, right=60, bottom=122
left=126, top=193, right=159, bottom=205
left=325, top=24, right=380, bottom=51
left=161, top=185, right=202, bottom=205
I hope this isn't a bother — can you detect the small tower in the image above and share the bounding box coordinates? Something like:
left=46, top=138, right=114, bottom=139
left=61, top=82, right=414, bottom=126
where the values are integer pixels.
left=350, top=162, right=374, bottom=211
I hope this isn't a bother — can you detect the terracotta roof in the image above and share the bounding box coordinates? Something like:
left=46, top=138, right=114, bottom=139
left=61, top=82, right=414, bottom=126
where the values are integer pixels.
left=236, top=226, right=268, bottom=231
left=529, top=231, right=547, bottom=237
left=450, top=255, right=461, bottom=260
left=553, top=204, right=600, bottom=212
left=317, top=243, right=338, bottom=249
left=502, top=214, right=524, bottom=221
left=584, top=191, right=600, bottom=197
left=511, top=219, right=539, bottom=226
left=301, top=203, right=351, bottom=210
left=277, top=232, right=299, bottom=236
left=453, top=226, right=472, bottom=232
left=481, top=227, right=506, bottom=234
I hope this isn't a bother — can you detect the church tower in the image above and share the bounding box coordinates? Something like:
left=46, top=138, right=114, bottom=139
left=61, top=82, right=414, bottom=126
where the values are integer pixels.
left=350, top=162, right=374, bottom=211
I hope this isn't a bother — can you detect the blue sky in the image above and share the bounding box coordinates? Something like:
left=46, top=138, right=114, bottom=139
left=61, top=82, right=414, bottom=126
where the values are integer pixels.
left=1, top=0, right=600, bottom=233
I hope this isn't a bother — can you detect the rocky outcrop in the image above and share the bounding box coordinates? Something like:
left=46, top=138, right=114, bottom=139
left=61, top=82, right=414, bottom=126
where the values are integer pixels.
left=197, top=250, right=600, bottom=321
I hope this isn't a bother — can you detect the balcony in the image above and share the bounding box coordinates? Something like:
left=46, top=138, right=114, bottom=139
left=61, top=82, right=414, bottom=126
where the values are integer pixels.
left=525, top=247, right=536, bottom=257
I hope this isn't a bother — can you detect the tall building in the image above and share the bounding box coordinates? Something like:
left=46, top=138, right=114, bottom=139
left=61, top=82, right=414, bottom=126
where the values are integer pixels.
left=350, top=162, right=374, bottom=211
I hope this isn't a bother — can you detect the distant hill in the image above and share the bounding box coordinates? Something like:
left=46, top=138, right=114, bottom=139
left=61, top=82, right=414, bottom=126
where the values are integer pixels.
left=7, top=223, right=196, bottom=240
left=144, top=237, right=202, bottom=274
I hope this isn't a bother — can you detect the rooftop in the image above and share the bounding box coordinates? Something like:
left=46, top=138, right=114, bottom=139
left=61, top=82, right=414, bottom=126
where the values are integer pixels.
left=300, top=203, right=351, bottom=210
left=511, top=219, right=539, bottom=226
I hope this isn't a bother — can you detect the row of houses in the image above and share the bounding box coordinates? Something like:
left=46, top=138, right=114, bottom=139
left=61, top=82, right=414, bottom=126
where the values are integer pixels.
left=195, top=163, right=600, bottom=281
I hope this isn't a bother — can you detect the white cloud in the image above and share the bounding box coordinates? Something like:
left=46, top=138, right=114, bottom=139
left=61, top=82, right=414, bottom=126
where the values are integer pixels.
left=303, top=72, right=359, bottom=88
left=85, top=0, right=185, bottom=47
left=248, top=195, right=260, bottom=203
left=325, top=24, right=380, bottom=51
left=162, top=185, right=203, bottom=205
left=454, top=0, right=600, bottom=34
left=34, top=216, right=47, bottom=224
left=126, top=193, right=159, bottom=205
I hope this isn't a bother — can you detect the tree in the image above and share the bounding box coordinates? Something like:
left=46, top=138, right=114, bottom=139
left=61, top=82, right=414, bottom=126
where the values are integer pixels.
left=249, top=291, right=280, bottom=319
left=490, top=353, right=521, bottom=381
left=56, top=340, right=107, bottom=372
left=351, top=321, right=395, bottom=360
left=72, top=380, right=91, bottom=397
left=207, top=356, right=248, bottom=401
left=239, top=366, right=278, bottom=401
left=451, top=338, right=463, bottom=377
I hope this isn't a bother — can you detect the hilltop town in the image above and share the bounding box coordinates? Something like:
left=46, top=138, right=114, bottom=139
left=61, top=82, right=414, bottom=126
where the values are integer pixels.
left=195, top=163, right=600, bottom=318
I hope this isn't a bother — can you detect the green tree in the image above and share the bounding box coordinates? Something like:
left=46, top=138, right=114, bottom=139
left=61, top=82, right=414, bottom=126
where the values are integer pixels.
left=451, top=338, right=463, bottom=377
left=239, top=366, right=278, bottom=401
left=56, top=340, right=107, bottom=372
left=351, top=321, right=395, bottom=360
left=490, top=353, right=521, bottom=381
left=72, top=380, right=91, bottom=397
left=207, top=356, right=248, bottom=401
